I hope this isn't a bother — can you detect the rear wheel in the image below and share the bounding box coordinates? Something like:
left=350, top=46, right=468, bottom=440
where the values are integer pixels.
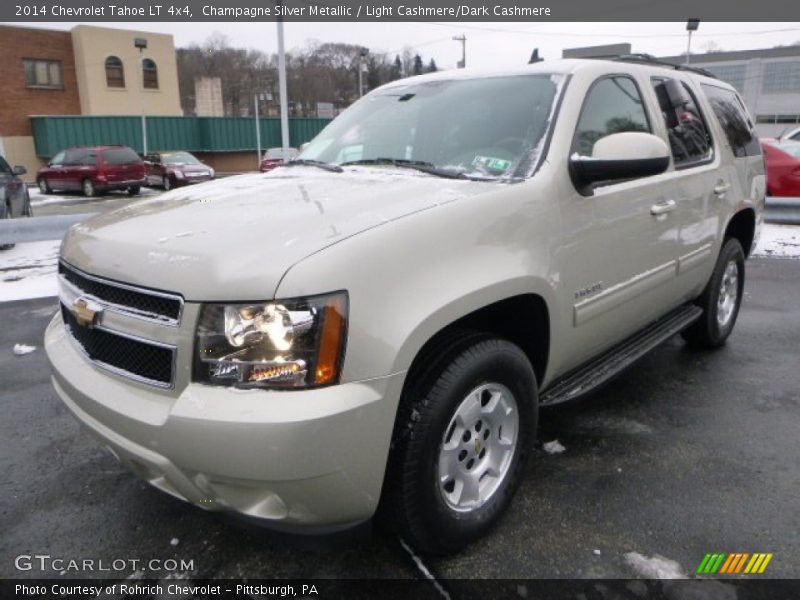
left=383, top=334, right=538, bottom=554
left=82, top=178, right=96, bottom=197
left=682, top=238, right=745, bottom=347
left=128, top=185, right=141, bottom=196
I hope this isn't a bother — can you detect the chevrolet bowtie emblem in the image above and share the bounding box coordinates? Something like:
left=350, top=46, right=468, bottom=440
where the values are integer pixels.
left=71, top=298, right=102, bottom=328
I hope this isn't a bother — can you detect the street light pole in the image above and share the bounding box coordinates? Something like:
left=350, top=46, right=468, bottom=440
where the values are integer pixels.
left=453, top=34, right=466, bottom=69
left=276, top=1, right=290, bottom=153
left=685, top=19, right=700, bottom=66
left=254, top=93, right=262, bottom=168
left=358, top=48, right=368, bottom=97
left=134, top=37, right=148, bottom=155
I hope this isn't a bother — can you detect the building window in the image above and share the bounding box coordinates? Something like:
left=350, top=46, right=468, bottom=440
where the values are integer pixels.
left=142, top=59, right=158, bottom=89
left=706, top=64, right=746, bottom=93
left=23, top=59, right=63, bottom=88
left=762, top=61, right=800, bottom=94
left=105, top=56, right=125, bottom=88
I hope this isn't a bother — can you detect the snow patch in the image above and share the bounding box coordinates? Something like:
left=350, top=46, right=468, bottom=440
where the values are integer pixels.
left=753, top=223, right=800, bottom=258
left=624, top=552, right=687, bottom=579
left=543, top=439, right=566, bottom=454
left=0, top=240, right=60, bottom=302
left=13, top=344, right=37, bottom=355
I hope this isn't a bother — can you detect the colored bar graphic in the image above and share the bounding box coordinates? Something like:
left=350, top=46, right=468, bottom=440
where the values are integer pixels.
left=719, top=553, right=736, bottom=573
left=758, top=553, right=773, bottom=573
left=699, top=552, right=773, bottom=575
left=697, top=554, right=713, bottom=574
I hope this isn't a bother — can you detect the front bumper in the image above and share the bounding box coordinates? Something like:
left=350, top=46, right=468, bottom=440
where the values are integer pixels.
left=45, top=314, right=403, bottom=529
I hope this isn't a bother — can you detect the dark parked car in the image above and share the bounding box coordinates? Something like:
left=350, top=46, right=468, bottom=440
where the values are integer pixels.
left=762, top=139, right=800, bottom=197
left=1, top=154, right=32, bottom=250
left=259, top=147, right=298, bottom=172
left=144, top=151, right=215, bottom=190
left=36, top=146, right=145, bottom=197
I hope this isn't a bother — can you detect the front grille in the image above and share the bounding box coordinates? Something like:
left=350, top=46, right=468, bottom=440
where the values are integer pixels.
left=59, top=262, right=182, bottom=324
left=61, top=304, right=175, bottom=387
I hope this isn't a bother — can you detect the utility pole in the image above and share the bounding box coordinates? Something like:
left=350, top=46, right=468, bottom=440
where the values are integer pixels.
left=685, top=19, right=700, bottom=66
left=276, top=0, right=290, bottom=152
left=134, top=37, right=148, bottom=155
left=453, top=34, right=466, bottom=69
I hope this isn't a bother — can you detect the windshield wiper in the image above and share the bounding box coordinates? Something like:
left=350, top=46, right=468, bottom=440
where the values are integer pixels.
left=340, top=157, right=468, bottom=179
left=282, top=159, right=343, bottom=173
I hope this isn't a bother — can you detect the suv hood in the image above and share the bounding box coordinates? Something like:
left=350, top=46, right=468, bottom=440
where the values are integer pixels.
left=61, top=168, right=491, bottom=301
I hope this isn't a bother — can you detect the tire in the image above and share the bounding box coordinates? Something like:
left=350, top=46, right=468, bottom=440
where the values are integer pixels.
left=163, top=176, right=172, bottom=191
left=23, top=191, right=33, bottom=217
left=128, top=185, right=141, bottom=196
left=37, top=178, right=52, bottom=194
left=383, top=334, right=538, bottom=554
left=682, top=238, right=745, bottom=347
left=1, top=202, right=14, bottom=250
left=82, top=178, right=96, bottom=197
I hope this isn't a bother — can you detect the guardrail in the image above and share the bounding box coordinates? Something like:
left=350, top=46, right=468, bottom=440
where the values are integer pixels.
left=765, top=197, right=800, bottom=225
left=0, top=213, right=98, bottom=244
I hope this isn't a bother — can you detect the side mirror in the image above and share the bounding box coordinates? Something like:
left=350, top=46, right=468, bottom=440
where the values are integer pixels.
left=570, top=132, right=670, bottom=189
left=12, top=165, right=27, bottom=176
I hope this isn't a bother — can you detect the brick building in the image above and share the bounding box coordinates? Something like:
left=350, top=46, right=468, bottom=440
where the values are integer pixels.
left=0, top=24, right=181, bottom=178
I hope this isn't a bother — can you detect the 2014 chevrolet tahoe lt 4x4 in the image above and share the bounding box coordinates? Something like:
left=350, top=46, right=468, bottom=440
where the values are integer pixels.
left=46, top=58, right=764, bottom=554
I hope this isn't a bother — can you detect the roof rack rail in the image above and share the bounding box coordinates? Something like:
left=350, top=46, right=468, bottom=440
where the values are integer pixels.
left=588, top=53, right=718, bottom=79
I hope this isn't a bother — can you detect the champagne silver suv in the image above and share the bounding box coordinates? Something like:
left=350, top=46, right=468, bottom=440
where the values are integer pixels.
left=45, top=57, right=764, bottom=554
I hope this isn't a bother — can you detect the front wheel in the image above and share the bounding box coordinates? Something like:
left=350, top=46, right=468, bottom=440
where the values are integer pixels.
left=128, top=185, right=141, bottom=196
left=162, top=176, right=172, bottom=191
left=383, top=334, right=538, bottom=554
left=38, top=178, right=51, bottom=194
left=682, top=238, right=745, bottom=347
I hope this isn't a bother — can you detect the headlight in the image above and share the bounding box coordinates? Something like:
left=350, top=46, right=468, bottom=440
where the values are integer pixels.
left=173, top=170, right=184, bottom=179
left=194, top=292, right=347, bottom=389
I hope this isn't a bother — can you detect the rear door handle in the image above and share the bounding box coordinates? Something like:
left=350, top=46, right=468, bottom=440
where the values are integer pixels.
left=714, top=184, right=731, bottom=197
left=650, top=199, right=677, bottom=216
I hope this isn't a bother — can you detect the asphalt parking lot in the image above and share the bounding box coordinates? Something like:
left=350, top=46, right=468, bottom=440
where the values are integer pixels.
left=1, top=252, right=799, bottom=590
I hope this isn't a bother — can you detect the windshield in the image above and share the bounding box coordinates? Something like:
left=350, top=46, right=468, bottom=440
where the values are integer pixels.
left=162, top=152, right=201, bottom=165
left=299, top=73, right=564, bottom=179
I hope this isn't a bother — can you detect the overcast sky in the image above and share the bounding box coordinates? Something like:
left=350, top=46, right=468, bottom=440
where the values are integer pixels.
left=18, top=21, right=800, bottom=69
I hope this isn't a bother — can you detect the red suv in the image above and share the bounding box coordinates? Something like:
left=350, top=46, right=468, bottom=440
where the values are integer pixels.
left=37, top=145, right=146, bottom=197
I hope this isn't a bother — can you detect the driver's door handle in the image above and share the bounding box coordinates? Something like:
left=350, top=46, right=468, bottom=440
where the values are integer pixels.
left=714, top=183, right=731, bottom=197
left=650, top=199, right=677, bottom=216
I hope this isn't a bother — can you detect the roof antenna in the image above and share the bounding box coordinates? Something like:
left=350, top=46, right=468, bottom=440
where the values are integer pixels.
left=528, top=48, right=542, bottom=64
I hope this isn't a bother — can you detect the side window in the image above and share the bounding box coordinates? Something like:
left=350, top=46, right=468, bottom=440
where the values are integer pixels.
left=84, top=151, right=98, bottom=166
left=700, top=84, right=761, bottom=158
left=63, top=150, right=83, bottom=165
left=573, top=76, right=650, bottom=156
left=652, top=78, right=713, bottom=167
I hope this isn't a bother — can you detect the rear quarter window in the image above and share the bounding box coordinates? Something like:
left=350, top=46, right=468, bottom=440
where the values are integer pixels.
left=700, top=84, right=761, bottom=158
left=103, top=147, right=142, bottom=165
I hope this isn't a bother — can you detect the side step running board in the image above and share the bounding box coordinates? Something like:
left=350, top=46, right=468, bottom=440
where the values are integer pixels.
left=540, top=304, right=703, bottom=406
